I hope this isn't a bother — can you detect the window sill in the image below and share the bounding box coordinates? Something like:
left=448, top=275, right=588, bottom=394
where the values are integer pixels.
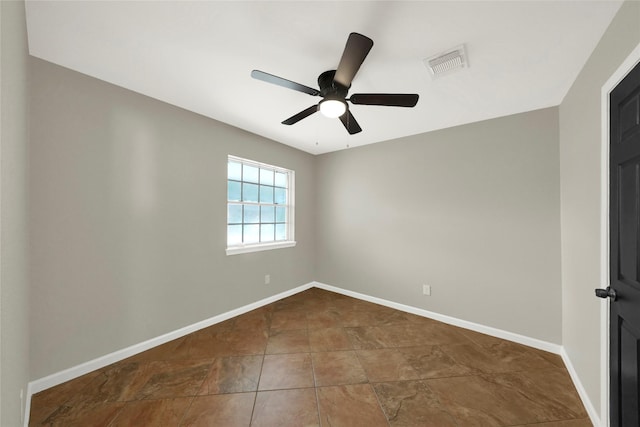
left=226, top=241, right=296, bottom=256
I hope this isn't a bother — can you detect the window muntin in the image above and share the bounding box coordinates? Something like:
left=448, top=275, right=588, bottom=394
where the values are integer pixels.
left=226, top=156, right=295, bottom=255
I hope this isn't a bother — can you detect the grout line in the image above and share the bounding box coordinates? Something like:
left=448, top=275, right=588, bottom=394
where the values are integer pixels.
left=417, top=380, right=460, bottom=427
left=176, top=394, right=198, bottom=427
left=367, top=381, right=392, bottom=427
left=313, top=282, right=562, bottom=354
left=354, top=350, right=391, bottom=426
left=27, top=282, right=315, bottom=399
left=313, top=384, right=323, bottom=426
left=247, top=327, right=269, bottom=426
left=30, top=287, right=586, bottom=426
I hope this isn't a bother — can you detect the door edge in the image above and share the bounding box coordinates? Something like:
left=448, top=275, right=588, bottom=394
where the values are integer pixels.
left=599, top=41, right=640, bottom=427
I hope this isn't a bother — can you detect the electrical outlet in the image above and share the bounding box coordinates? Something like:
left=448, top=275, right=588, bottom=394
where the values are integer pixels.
left=265, top=274, right=270, bottom=285
left=422, top=284, right=431, bottom=296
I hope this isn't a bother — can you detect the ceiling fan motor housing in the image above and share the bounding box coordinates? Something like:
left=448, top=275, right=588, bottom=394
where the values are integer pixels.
left=318, top=70, right=349, bottom=99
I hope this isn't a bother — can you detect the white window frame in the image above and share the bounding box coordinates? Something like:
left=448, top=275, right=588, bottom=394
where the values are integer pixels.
left=226, top=155, right=296, bottom=256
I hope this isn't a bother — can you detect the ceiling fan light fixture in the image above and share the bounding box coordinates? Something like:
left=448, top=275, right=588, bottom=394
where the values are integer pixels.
left=319, top=98, right=347, bottom=118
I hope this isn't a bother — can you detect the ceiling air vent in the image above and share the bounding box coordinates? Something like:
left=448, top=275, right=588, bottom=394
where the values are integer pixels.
left=424, top=45, right=468, bottom=79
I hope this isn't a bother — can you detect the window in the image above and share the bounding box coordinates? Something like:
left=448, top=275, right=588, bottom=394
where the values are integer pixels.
left=226, top=156, right=295, bottom=255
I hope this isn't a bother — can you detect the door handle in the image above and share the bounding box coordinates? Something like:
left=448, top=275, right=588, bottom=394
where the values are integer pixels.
left=595, top=286, right=617, bottom=301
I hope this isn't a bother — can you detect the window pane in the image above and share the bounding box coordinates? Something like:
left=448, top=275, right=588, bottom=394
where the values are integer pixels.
left=228, top=161, right=242, bottom=180
left=261, top=206, right=275, bottom=223
left=244, top=224, right=259, bottom=244
left=228, top=181, right=241, bottom=201
left=244, top=205, right=260, bottom=223
left=228, top=204, right=242, bottom=224
left=260, top=169, right=274, bottom=185
left=275, top=171, right=288, bottom=188
left=259, top=185, right=274, bottom=203
left=228, top=225, right=242, bottom=245
left=274, top=187, right=286, bottom=204
left=261, top=224, right=275, bottom=242
left=227, top=157, right=293, bottom=250
left=242, top=183, right=259, bottom=202
left=243, top=165, right=259, bottom=183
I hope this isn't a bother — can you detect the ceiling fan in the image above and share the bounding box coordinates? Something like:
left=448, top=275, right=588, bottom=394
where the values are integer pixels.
left=251, top=32, right=419, bottom=135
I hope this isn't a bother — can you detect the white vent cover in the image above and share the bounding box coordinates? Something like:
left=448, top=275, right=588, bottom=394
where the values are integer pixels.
left=424, top=45, right=468, bottom=78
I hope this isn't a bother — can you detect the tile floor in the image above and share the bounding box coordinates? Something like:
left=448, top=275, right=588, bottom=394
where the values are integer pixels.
left=29, top=288, right=592, bottom=426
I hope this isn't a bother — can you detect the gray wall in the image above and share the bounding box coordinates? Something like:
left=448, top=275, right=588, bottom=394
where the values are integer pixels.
left=19, top=6, right=640, bottom=425
left=559, top=0, right=640, bottom=418
left=316, top=107, right=562, bottom=344
left=29, top=59, right=316, bottom=379
left=1, top=1, right=30, bottom=424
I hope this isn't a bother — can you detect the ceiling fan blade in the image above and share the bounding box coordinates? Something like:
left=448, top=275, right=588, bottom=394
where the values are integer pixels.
left=333, top=33, right=374, bottom=88
left=282, top=105, right=319, bottom=125
left=350, top=93, right=419, bottom=107
left=339, top=110, right=362, bottom=135
left=251, top=70, right=320, bottom=96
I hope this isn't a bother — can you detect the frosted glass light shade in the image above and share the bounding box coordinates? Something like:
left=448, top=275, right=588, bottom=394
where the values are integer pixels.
left=319, top=99, right=347, bottom=118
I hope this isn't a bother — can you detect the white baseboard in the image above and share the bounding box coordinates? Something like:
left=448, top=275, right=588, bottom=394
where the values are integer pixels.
left=24, top=282, right=314, bottom=427
left=314, top=281, right=601, bottom=424
left=560, top=348, right=601, bottom=426
left=26, top=281, right=599, bottom=427
left=313, top=282, right=562, bottom=354
left=23, top=382, right=34, bottom=427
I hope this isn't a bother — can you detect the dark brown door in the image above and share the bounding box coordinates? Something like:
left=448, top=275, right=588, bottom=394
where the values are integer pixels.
left=609, top=60, right=640, bottom=426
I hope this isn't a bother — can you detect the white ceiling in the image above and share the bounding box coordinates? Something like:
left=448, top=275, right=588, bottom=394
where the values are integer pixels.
left=25, top=1, right=622, bottom=155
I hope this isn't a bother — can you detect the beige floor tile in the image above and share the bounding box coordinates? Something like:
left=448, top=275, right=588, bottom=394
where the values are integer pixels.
left=109, top=397, right=192, bottom=426
left=265, top=329, right=310, bottom=354
left=312, top=351, right=367, bottom=386
left=198, top=355, right=263, bottom=395
left=181, top=393, right=255, bottom=427
left=252, top=388, right=319, bottom=427
left=317, top=384, right=388, bottom=427
left=373, top=380, right=457, bottom=426
left=258, top=353, right=314, bottom=390
left=309, top=327, right=352, bottom=352
left=356, top=348, right=421, bottom=382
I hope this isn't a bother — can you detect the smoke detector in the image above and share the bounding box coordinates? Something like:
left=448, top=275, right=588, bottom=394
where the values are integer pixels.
left=424, top=45, right=468, bottom=79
